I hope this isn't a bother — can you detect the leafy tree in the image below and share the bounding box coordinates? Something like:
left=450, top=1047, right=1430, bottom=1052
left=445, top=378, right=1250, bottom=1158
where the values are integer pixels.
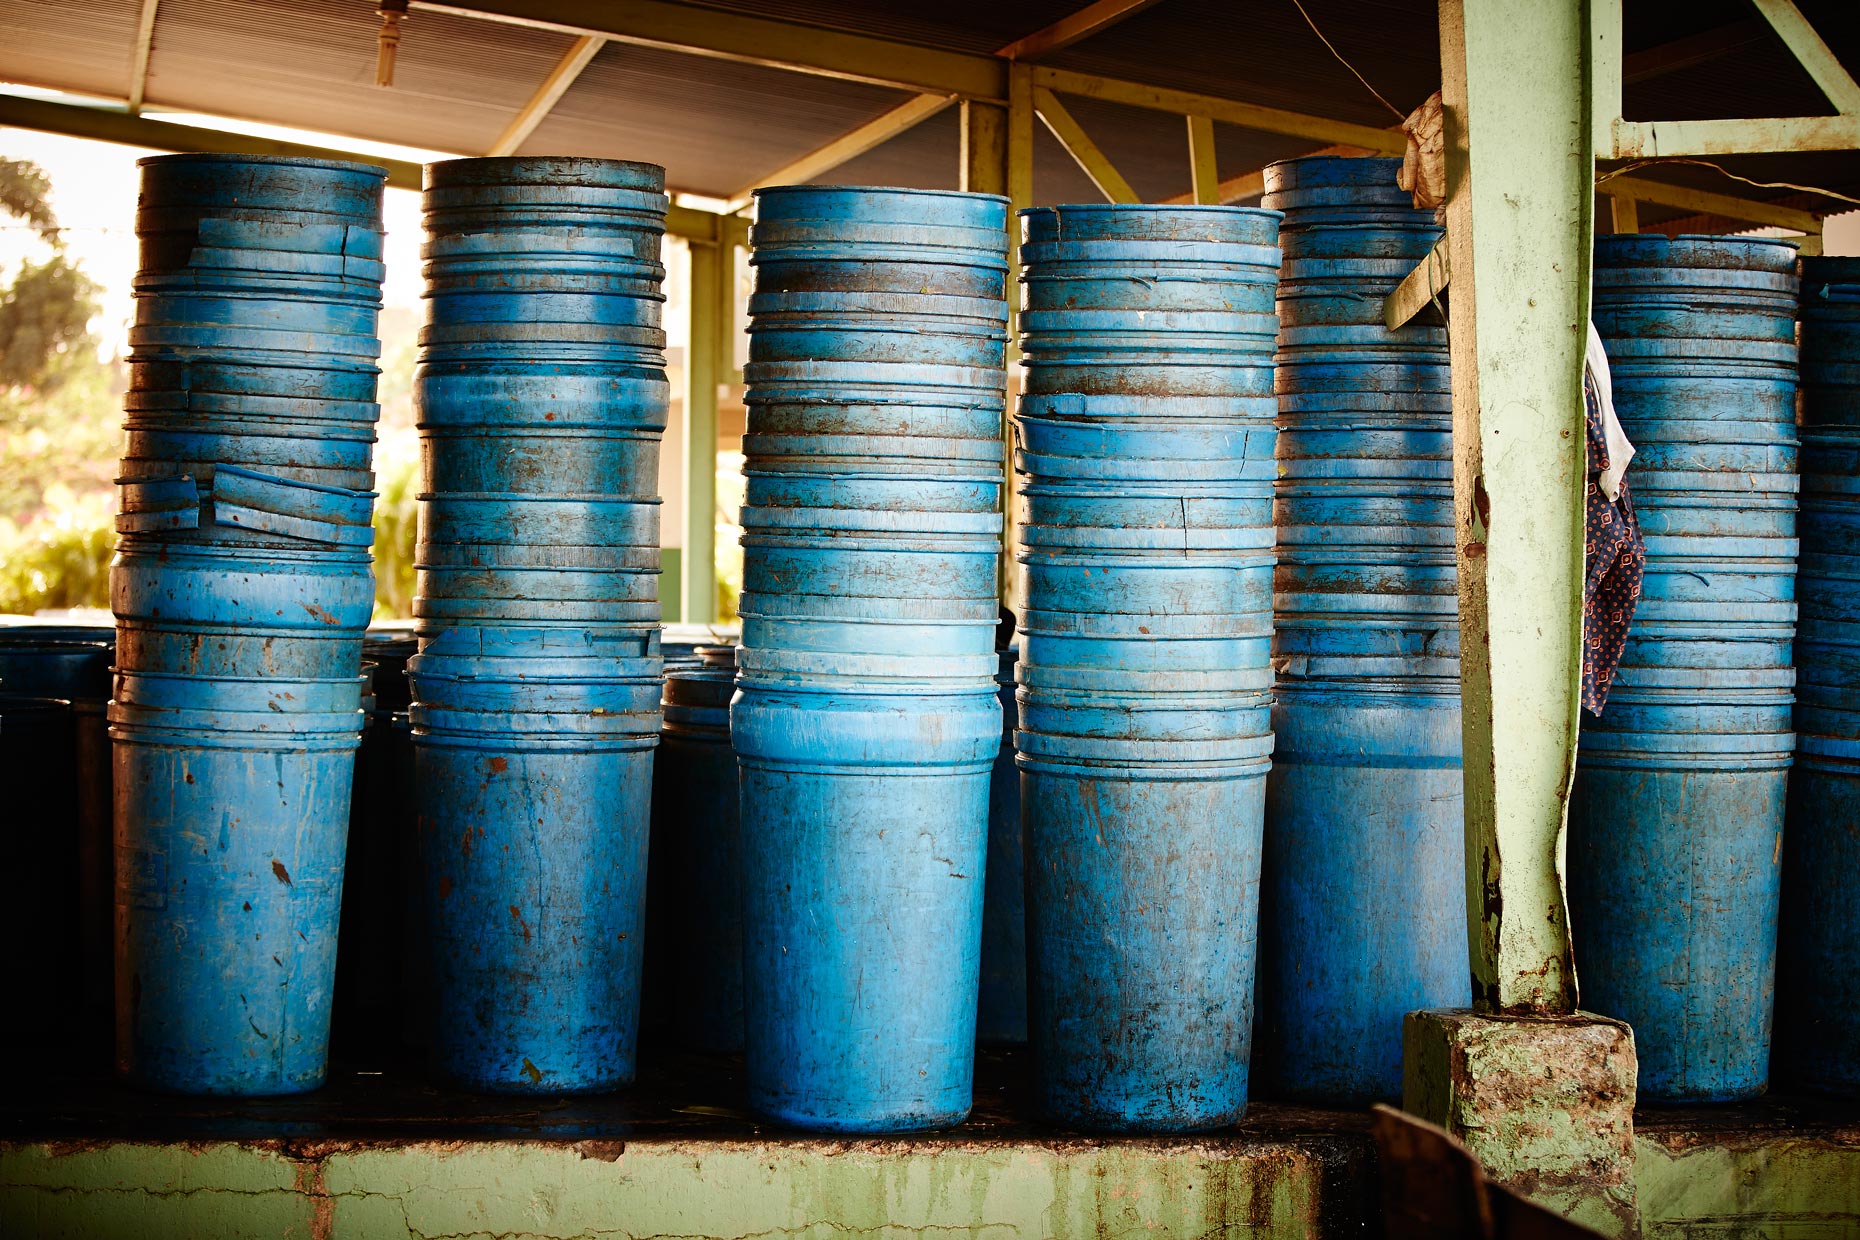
left=0, top=159, right=100, bottom=389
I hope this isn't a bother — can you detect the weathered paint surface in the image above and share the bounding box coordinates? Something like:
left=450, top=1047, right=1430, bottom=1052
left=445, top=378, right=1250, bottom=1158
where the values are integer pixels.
left=6, top=1124, right=1859, bottom=1239
left=1437, top=0, right=1592, bottom=1014
left=1404, top=1009, right=1639, bottom=1237
left=0, top=1137, right=1358, bottom=1240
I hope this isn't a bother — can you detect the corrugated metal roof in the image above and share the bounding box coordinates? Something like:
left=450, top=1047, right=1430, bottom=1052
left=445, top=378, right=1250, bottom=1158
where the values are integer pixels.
left=0, top=0, right=145, bottom=101
left=520, top=40, right=912, bottom=195
left=1, top=0, right=1856, bottom=214
left=144, top=0, right=577, bottom=156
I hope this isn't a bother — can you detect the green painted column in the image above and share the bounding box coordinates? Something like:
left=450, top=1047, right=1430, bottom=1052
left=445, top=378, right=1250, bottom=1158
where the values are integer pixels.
left=681, top=232, right=725, bottom=627
left=1439, top=0, right=1593, bottom=1017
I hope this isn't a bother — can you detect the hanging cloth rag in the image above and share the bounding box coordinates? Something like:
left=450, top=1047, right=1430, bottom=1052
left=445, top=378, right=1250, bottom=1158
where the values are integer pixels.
left=1582, top=322, right=1645, bottom=715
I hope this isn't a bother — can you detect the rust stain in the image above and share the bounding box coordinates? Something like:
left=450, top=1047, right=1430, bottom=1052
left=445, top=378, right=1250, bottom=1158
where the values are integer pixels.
left=271, top=859, right=292, bottom=885
left=438, top=874, right=453, bottom=900
left=509, top=904, right=531, bottom=939
left=300, top=602, right=341, bottom=627
left=486, top=756, right=509, bottom=775
left=521, top=1057, right=545, bottom=1085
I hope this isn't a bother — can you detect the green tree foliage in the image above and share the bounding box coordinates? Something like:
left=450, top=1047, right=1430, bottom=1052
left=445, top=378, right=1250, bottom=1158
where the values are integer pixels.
left=0, top=159, right=99, bottom=390
left=0, top=156, right=115, bottom=615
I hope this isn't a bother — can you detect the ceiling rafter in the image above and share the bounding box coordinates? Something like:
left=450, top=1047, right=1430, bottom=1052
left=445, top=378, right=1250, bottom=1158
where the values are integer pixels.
left=128, top=0, right=160, bottom=116
left=722, top=93, right=956, bottom=211
left=995, top=0, right=1166, bottom=62
left=487, top=33, right=607, bottom=156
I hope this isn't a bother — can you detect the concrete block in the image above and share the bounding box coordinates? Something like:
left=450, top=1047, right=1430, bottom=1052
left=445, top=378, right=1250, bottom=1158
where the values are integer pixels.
left=1404, top=1007, right=1639, bottom=1237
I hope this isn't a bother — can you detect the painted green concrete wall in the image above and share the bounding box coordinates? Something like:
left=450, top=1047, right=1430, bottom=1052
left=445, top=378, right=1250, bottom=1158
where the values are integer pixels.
left=3, top=1132, right=1854, bottom=1239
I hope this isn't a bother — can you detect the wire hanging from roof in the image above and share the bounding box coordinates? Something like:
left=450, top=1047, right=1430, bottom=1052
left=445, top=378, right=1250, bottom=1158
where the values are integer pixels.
left=1287, top=0, right=1408, bottom=122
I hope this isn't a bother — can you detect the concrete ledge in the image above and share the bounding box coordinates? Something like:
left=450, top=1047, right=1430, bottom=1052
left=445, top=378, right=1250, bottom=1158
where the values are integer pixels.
left=1, top=1054, right=1855, bottom=1238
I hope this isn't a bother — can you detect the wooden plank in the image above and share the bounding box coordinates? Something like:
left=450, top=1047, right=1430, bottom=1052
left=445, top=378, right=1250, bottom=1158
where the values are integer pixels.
left=1603, top=173, right=1823, bottom=231
left=1383, top=234, right=1449, bottom=329
left=486, top=33, right=606, bottom=155
left=1033, top=86, right=1140, bottom=203
left=1033, top=65, right=1407, bottom=151
left=724, top=93, right=954, bottom=210
left=995, top=0, right=1166, bottom=61
left=1611, top=114, right=1860, bottom=156
left=1607, top=195, right=1639, bottom=234
left=1750, top=0, right=1860, bottom=116
left=1159, top=141, right=1374, bottom=204
left=960, top=99, right=1007, bottom=195
left=1185, top=114, right=1220, bottom=204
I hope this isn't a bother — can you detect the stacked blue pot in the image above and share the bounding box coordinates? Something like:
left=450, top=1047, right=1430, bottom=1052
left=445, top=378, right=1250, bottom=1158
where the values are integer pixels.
left=1776, top=256, right=1860, bottom=1098
left=736, top=185, right=1008, bottom=1132
left=408, top=158, right=668, bottom=1094
left=110, top=154, right=387, bottom=1095
left=1014, top=204, right=1281, bottom=1133
left=1571, top=234, right=1800, bottom=1102
left=1254, top=156, right=1468, bottom=1103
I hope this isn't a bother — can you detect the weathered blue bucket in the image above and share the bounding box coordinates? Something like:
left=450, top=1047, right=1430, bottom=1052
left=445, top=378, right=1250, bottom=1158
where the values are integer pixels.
left=1569, top=692, right=1791, bottom=1101
left=1775, top=734, right=1860, bottom=1098
left=734, top=681, right=998, bottom=1131
left=111, top=699, right=362, bottom=1094
left=409, top=647, right=661, bottom=1094
left=1019, top=742, right=1270, bottom=1131
left=644, top=660, right=743, bottom=1053
left=1256, top=680, right=1466, bottom=1101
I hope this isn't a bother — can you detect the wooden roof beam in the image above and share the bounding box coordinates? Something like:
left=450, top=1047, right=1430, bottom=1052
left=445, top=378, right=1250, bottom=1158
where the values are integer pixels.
left=1750, top=0, right=1860, bottom=116
left=486, top=33, right=606, bottom=156
left=722, top=92, right=956, bottom=212
left=128, top=0, right=160, bottom=116
left=1033, top=85, right=1139, bottom=203
left=995, top=0, right=1166, bottom=62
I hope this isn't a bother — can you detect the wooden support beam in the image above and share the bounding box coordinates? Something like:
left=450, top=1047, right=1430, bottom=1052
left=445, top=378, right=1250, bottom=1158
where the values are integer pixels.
left=486, top=33, right=606, bottom=156
left=128, top=0, right=160, bottom=116
left=961, top=99, right=1007, bottom=197
left=1591, top=0, right=1622, bottom=160
left=1383, top=233, right=1449, bottom=329
left=422, top=1, right=1437, bottom=151
left=1439, top=0, right=1590, bottom=1016
left=1033, top=86, right=1139, bottom=204
left=1601, top=173, right=1823, bottom=232
left=1622, top=19, right=1766, bottom=85
left=1033, top=66, right=1408, bottom=152
left=0, top=94, right=725, bottom=242
left=418, top=0, right=1007, bottom=99
left=1185, top=114, right=1220, bottom=204
left=1750, top=0, right=1860, bottom=116
left=1608, top=194, right=1640, bottom=234
left=725, top=93, right=953, bottom=211
left=1610, top=114, right=1860, bottom=156
left=681, top=236, right=725, bottom=626
left=995, top=0, right=1166, bottom=61
left=1160, top=141, right=1374, bottom=205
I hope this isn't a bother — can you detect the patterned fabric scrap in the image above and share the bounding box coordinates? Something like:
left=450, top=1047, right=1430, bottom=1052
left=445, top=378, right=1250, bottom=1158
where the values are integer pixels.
left=1581, top=329, right=1645, bottom=716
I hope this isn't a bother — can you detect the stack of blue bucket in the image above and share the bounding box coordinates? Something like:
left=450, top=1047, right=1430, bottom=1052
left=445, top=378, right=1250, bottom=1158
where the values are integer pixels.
left=1014, top=204, right=1281, bottom=1133
left=111, top=154, right=388, bottom=1095
left=735, top=186, right=1008, bottom=1132
left=1254, top=157, right=1468, bottom=1103
left=1571, top=234, right=1800, bottom=1102
left=407, top=158, right=669, bottom=1094
left=1777, top=256, right=1860, bottom=1098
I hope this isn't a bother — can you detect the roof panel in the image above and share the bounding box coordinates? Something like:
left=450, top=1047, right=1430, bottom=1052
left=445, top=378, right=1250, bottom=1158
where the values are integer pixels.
left=0, top=0, right=144, bottom=101
left=522, top=40, right=911, bottom=196
left=142, top=0, right=581, bottom=156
